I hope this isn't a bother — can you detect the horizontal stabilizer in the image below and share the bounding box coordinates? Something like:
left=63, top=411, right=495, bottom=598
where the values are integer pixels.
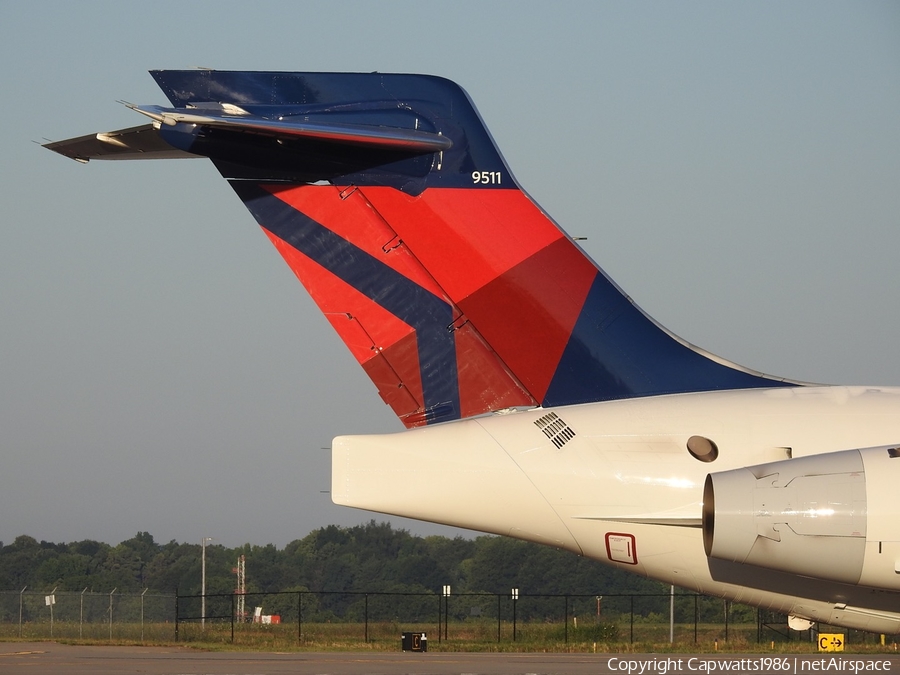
left=42, top=124, right=198, bottom=162
left=128, top=104, right=454, bottom=153
left=44, top=108, right=451, bottom=165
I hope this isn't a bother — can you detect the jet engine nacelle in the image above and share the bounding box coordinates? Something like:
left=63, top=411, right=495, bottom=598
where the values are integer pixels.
left=703, top=446, right=900, bottom=589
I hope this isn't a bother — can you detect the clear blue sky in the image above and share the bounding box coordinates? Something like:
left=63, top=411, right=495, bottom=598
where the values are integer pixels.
left=1, top=1, right=898, bottom=548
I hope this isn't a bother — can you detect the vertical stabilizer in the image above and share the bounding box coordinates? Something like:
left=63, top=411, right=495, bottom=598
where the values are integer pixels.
left=45, top=70, right=796, bottom=427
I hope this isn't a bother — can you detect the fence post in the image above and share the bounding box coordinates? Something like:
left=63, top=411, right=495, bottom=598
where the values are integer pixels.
left=19, top=586, right=26, bottom=638
left=231, top=592, right=235, bottom=644
left=630, top=595, right=634, bottom=644
left=694, top=594, right=698, bottom=643
left=81, top=588, right=88, bottom=639
left=108, top=588, right=116, bottom=641
left=364, top=593, right=368, bottom=643
left=48, top=586, right=57, bottom=638
left=564, top=595, right=568, bottom=645
left=724, top=600, right=729, bottom=642
left=175, top=589, right=179, bottom=641
left=141, top=589, right=148, bottom=642
left=497, top=594, right=501, bottom=643
left=298, top=591, right=302, bottom=644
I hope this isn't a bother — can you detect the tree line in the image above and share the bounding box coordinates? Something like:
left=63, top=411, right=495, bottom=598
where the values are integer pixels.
left=0, top=521, right=666, bottom=598
left=1, top=522, right=757, bottom=624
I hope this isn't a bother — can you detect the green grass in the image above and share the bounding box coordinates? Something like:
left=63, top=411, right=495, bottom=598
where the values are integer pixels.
left=2, top=620, right=898, bottom=654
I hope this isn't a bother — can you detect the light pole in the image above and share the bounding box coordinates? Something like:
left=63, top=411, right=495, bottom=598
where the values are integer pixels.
left=201, top=537, right=213, bottom=629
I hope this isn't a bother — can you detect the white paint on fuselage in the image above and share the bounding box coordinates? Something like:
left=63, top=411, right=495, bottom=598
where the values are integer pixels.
left=333, top=386, right=900, bottom=633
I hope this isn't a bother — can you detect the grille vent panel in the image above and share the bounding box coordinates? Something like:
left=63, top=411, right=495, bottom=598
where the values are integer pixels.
left=534, top=411, right=576, bottom=448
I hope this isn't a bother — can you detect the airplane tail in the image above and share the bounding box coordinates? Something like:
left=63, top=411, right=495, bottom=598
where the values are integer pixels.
left=45, top=70, right=795, bottom=427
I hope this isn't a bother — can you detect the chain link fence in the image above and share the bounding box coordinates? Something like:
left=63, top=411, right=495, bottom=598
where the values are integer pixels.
left=0, top=589, right=175, bottom=641
left=171, top=590, right=848, bottom=648
left=1, top=588, right=890, bottom=648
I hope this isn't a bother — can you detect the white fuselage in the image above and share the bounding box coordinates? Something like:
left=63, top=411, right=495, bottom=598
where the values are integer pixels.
left=333, top=386, right=900, bottom=633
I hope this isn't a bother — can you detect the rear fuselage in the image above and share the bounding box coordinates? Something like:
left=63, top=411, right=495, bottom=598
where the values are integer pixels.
left=334, top=386, right=900, bottom=633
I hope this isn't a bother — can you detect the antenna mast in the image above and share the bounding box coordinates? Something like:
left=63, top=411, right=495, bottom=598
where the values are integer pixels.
left=233, top=554, right=246, bottom=621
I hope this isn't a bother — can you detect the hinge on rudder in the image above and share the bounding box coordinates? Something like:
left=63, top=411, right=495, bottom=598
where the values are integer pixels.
left=338, top=185, right=358, bottom=200
left=448, top=314, right=469, bottom=333
left=382, top=234, right=403, bottom=253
